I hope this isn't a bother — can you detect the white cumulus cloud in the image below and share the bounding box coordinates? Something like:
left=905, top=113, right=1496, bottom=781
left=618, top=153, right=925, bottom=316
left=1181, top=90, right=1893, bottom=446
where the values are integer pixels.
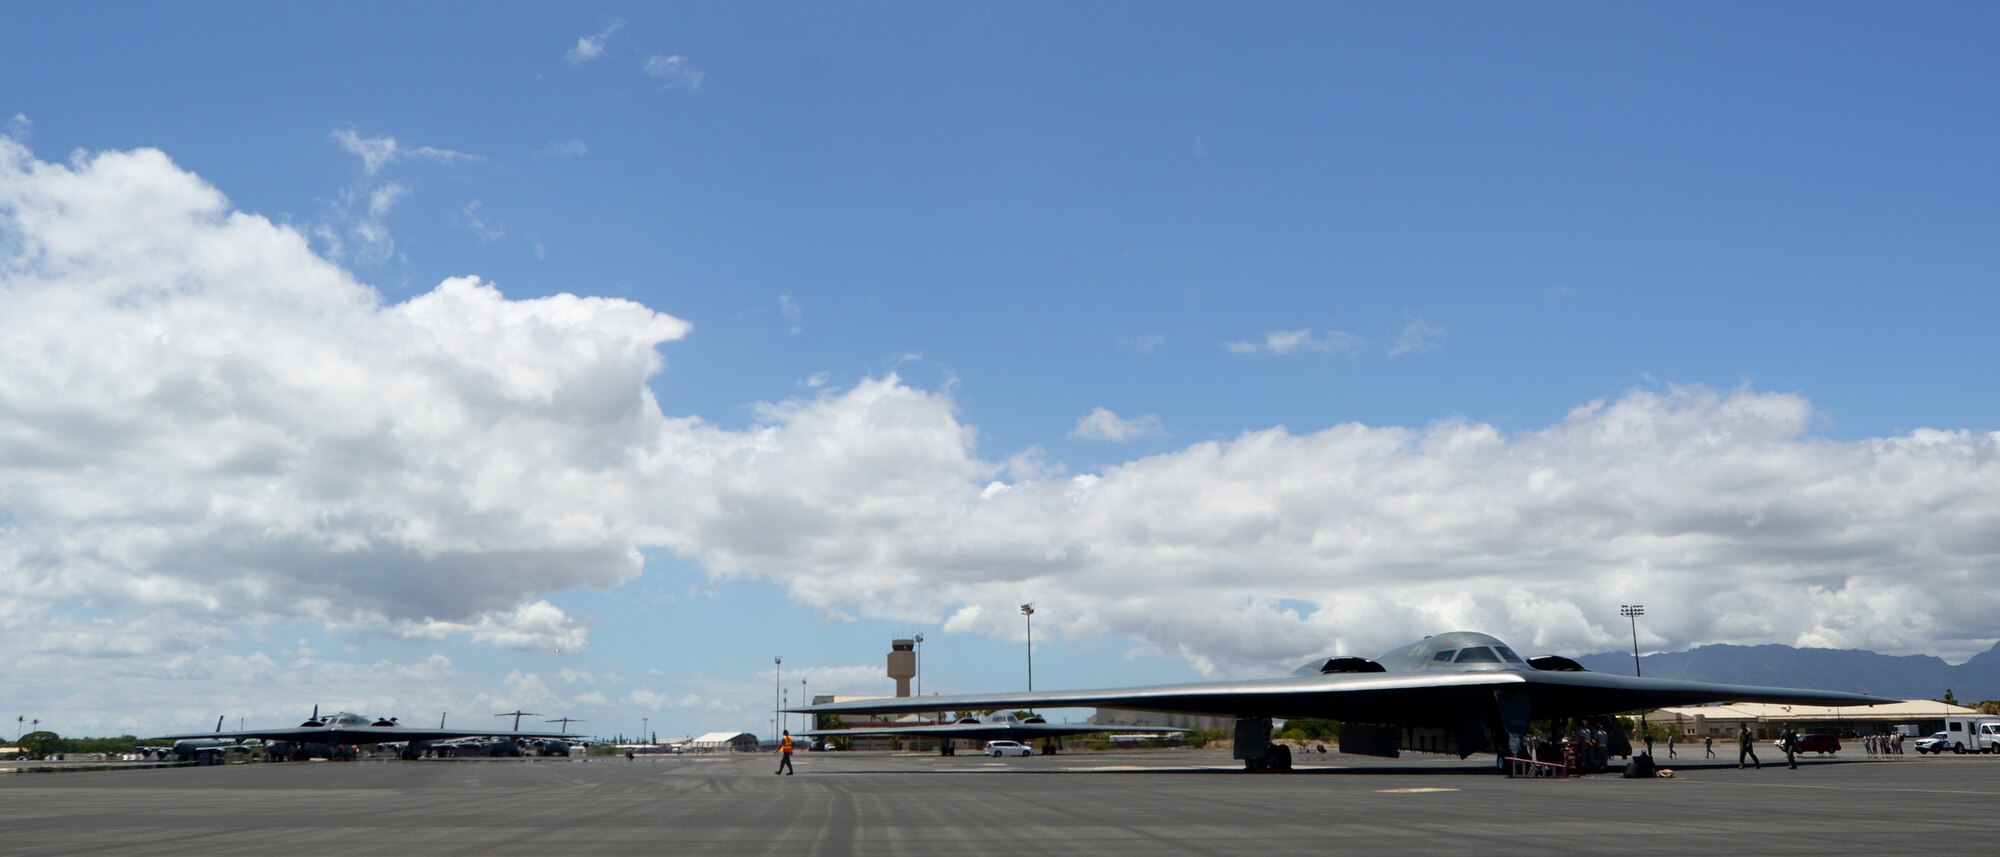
left=320, top=128, right=477, bottom=266
left=1225, top=327, right=1363, bottom=355
left=537, top=138, right=589, bottom=158
left=458, top=199, right=505, bottom=245
left=567, top=20, right=624, bottom=65
left=1069, top=407, right=1166, bottom=442
left=644, top=55, right=705, bottom=91
left=1390, top=316, right=1446, bottom=356
left=0, top=137, right=687, bottom=659
left=330, top=128, right=478, bottom=176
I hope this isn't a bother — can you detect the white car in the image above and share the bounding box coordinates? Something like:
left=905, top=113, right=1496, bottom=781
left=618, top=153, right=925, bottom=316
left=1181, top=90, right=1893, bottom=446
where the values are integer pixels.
left=1915, top=732, right=1950, bottom=754
left=985, top=740, right=1033, bottom=757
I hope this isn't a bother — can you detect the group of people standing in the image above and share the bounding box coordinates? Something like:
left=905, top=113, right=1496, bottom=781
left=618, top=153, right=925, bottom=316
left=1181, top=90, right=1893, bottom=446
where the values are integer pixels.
left=1505, top=718, right=1625, bottom=773
left=1863, top=732, right=1905, bottom=755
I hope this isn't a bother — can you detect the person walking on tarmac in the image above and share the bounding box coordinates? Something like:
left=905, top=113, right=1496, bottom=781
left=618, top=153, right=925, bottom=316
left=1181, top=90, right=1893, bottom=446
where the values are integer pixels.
left=1738, top=725, right=1761, bottom=769
left=776, top=730, right=795, bottom=775
left=1783, top=723, right=1799, bottom=769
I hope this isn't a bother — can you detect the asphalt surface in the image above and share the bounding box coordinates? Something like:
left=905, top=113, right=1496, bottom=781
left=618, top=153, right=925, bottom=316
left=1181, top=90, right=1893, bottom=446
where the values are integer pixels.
left=3, top=748, right=1996, bottom=856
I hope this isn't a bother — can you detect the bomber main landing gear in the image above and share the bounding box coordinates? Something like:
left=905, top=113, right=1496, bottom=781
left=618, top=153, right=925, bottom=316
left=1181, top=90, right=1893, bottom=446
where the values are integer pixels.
left=1234, top=717, right=1295, bottom=772
left=1251, top=744, right=1293, bottom=772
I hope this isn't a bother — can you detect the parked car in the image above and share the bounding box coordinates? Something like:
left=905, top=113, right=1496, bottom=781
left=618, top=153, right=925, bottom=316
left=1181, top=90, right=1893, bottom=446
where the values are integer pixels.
left=1915, top=732, right=1950, bottom=754
left=1787, top=734, right=1840, bottom=755
left=985, top=740, right=1033, bottom=757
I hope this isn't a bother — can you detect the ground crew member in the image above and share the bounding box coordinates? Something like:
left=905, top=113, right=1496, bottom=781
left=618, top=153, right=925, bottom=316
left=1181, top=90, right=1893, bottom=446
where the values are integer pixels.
left=1738, top=725, right=1760, bottom=769
left=776, top=729, right=795, bottom=775
left=1783, top=723, right=1798, bottom=769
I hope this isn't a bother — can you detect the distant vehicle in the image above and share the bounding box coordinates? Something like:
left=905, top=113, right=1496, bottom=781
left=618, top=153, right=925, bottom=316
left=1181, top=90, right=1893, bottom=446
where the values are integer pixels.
left=1788, top=734, right=1840, bottom=755
left=1915, top=732, right=1950, bottom=754
left=985, top=740, right=1033, bottom=757
left=1942, top=717, right=2000, bottom=754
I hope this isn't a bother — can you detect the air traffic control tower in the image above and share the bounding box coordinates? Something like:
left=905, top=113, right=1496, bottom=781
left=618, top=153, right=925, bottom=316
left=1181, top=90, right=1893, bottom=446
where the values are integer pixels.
left=888, top=639, right=915, bottom=697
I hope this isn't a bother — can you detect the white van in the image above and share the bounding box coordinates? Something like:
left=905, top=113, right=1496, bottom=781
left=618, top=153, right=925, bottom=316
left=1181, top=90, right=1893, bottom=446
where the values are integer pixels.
left=1940, top=717, right=2000, bottom=754
left=985, top=740, right=1033, bottom=757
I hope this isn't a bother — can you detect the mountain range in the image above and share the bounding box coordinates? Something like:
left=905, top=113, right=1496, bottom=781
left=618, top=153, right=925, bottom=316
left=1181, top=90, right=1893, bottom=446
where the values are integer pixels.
left=1571, top=641, right=2000, bottom=704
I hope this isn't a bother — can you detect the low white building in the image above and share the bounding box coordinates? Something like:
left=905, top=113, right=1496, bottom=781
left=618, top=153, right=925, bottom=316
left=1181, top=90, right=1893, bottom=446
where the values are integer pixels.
left=688, top=731, right=759, bottom=752
left=1651, top=699, right=1979, bottom=739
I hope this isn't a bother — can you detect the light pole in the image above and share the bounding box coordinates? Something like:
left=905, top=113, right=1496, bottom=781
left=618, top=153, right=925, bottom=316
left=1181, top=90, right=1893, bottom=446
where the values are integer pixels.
left=773, top=656, right=783, bottom=742
left=1621, top=604, right=1648, bottom=743
left=1020, top=604, right=1036, bottom=692
left=800, top=677, right=808, bottom=731
left=912, top=632, right=924, bottom=698
left=643, top=717, right=649, bottom=745
left=1620, top=605, right=1645, bottom=677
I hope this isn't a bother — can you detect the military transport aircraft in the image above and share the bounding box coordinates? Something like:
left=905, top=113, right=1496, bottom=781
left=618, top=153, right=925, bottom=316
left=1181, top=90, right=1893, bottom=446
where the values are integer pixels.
left=797, top=630, right=1892, bottom=771
left=801, top=712, right=1187, bottom=754
left=158, top=707, right=578, bottom=761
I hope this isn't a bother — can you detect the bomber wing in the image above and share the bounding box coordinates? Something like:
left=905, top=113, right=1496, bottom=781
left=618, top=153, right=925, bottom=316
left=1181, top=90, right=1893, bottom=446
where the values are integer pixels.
left=801, top=721, right=1186, bottom=742
left=797, top=669, right=1889, bottom=727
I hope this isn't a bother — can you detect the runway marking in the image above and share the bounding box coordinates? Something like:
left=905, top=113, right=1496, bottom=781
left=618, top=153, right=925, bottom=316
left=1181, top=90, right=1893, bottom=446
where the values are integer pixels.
left=1690, top=780, right=2000, bottom=798
left=1376, top=787, right=1459, bottom=794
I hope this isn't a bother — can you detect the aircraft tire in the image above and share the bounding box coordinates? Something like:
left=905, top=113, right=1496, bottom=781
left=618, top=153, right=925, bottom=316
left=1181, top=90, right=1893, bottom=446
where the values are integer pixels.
left=1263, top=744, right=1293, bottom=772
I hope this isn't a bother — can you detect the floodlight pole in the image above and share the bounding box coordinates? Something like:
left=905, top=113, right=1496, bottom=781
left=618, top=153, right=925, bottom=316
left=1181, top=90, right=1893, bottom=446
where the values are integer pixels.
left=774, top=656, right=782, bottom=742
left=1621, top=605, right=1645, bottom=678
left=1621, top=604, right=1647, bottom=742
left=1020, top=604, right=1036, bottom=693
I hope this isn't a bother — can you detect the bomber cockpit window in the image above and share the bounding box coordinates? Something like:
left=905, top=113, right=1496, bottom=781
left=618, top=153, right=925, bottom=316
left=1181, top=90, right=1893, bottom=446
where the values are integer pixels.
left=1495, top=647, right=1525, bottom=664
left=1453, top=646, right=1500, bottom=663
left=1433, top=650, right=1456, bottom=662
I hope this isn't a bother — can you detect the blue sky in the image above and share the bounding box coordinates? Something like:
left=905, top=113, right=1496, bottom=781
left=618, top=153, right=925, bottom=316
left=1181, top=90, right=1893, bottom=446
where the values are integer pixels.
left=3, top=3, right=1997, bottom=741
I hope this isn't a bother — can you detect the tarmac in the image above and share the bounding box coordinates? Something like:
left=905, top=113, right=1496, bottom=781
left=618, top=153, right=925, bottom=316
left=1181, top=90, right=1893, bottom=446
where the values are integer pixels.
left=3, top=748, right=1997, bottom=856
